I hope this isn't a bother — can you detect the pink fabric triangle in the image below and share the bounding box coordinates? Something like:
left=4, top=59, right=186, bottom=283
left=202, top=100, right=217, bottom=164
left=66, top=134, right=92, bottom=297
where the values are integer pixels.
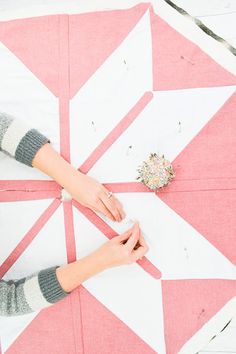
left=0, top=4, right=150, bottom=98
left=0, top=16, right=60, bottom=97
left=159, top=92, right=236, bottom=264
left=150, top=8, right=236, bottom=90
left=79, top=286, right=156, bottom=354
left=162, top=279, right=236, bottom=354
left=6, top=286, right=156, bottom=354
left=6, top=296, right=83, bottom=354
left=69, top=3, right=150, bottom=98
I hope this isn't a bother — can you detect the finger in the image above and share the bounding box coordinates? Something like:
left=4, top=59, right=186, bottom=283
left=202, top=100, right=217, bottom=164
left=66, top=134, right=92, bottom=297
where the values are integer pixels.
left=138, top=234, right=149, bottom=248
left=116, top=225, right=135, bottom=243
left=113, top=197, right=126, bottom=220
left=125, top=224, right=140, bottom=251
left=100, top=192, right=121, bottom=222
left=95, top=199, right=116, bottom=221
left=102, top=188, right=126, bottom=220
left=131, top=244, right=148, bottom=261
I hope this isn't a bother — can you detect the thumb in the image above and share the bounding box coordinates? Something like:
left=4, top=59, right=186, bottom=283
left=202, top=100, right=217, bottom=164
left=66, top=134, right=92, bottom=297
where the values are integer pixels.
left=116, top=225, right=136, bottom=243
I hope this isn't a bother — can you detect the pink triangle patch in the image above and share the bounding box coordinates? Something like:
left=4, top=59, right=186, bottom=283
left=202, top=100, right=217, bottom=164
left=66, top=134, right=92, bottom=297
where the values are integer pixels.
left=0, top=4, right=150, bottom=99
left=6, top=296, right=82, bottom=354
left=159, top=92, right=236, bottom=264
left=6, top=286, right=156, bottom=354
left=0, top=16, right=60, bottom=97
left=150, top=8, right=236, bottom=90
left=79, top=286, right=156, bottom=354
left=162, top=279, right=236, bottom=354
left=69, top=3, right=150, bottom=98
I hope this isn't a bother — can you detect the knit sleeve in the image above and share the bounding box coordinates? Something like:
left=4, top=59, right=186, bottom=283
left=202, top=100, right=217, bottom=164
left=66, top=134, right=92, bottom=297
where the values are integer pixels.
left=0, top=112, right=50, bottom=167
left=0, top=266, right=69, bottom=316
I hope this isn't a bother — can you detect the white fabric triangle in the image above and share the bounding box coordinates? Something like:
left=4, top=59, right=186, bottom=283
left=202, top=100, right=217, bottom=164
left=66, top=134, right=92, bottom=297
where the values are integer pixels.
left=90, top=85, right=236, bottom=182
left=103, top=193, right=236, bottom=280
left=0, top=42, right=59, bottom=180
left=0, top=312, right=39, bottom=354
left=0, top=204, right=67, bottom=353
left=73, top=206, right=166, bottom=354
left=4, top=203, right=67, bottom=280
left=70, top=10, right=152, bottom=168
left=0, top=199, right=53, bottom=265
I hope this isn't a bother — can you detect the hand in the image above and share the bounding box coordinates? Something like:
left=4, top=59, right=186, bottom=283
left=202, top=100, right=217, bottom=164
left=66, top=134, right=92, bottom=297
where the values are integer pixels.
left=91, top=223, right=149, bottom=269
left=32, top=143, right=125, bottom=222
left=68, top=171, right=125, bottom=222
left=56, top=223, right=149, bottom=293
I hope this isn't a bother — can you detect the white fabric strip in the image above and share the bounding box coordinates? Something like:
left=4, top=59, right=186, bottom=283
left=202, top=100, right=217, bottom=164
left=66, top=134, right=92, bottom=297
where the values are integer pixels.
left=23, top=276, right=51, bottom=311
left=1, top=118, right=30, bottom=156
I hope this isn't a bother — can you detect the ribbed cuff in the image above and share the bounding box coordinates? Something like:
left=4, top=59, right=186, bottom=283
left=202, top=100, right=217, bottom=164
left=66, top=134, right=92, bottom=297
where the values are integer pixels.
left=15, top=128, right=50, bottom=167
left=38, top=266, right=69, bottom=304
left=0, top=112, right=14, bottom=150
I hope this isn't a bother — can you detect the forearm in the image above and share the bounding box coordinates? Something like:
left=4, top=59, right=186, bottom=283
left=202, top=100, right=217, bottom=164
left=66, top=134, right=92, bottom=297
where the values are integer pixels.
left=0, top=251, right=107, bottom=316
left=32, top=143, right=80, bottom=193
left=0, top=112, right=78, bottom=193
left=56, top=251, right=107, bottom=293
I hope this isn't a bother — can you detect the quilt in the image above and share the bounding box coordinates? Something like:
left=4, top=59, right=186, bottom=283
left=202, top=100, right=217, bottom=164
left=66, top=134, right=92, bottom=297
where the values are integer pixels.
left=0, top=3, right=236, bottom=353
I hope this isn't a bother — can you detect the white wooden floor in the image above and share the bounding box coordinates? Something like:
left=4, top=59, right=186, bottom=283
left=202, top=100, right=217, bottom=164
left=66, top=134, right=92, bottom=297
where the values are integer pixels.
left=0, top=0, right=235, bottom=353
left=174, top=0, right=236, bottom=48
left=174, top=3, right=236, bottom=354
left=199, top=317, right=236, bottom=354
left=175, top=3, right=236, bottom=354
left=175, top=3, right=236, bottom=353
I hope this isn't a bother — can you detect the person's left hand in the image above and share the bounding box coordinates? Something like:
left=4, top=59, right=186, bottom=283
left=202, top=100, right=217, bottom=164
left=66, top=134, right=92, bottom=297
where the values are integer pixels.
left=67, top=171, right=125, bottom=222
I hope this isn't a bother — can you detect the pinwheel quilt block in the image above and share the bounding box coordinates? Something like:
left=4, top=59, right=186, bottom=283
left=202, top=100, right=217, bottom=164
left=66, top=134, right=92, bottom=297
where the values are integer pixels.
left=0, top=3, right=236, bottom=354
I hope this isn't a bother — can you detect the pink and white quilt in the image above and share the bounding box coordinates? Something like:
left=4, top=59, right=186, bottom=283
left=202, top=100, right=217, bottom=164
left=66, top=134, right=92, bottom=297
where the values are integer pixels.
left=0, top=3, right=236, bottom=354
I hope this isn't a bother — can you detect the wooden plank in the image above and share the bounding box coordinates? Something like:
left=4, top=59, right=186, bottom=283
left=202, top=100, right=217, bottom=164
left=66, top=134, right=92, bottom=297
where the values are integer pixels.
left=200, top=352, right=236, bottom=354
left=202, top=327, right=236, bottom=352
left=229, top=317, right=236, bottom=328
left=174, top=0, right=236, bottom=16
left=174, top=0, right=236, bottom=47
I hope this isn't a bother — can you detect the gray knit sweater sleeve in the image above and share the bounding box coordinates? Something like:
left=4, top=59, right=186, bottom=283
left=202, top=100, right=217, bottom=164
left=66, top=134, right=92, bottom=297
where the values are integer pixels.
left=0, top=112, right=70, bottom=316
left=0, top=267, right=69, bottom=316
left=0, top=112, right=50, bottom=166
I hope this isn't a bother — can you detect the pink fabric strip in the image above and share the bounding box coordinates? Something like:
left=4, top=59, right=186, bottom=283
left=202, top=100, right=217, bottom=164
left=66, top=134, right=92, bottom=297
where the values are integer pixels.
left=103, top=182, right=152, bottom=193
left=63, top=201, right=85, bottom=354
left=0, top=198, right=60, bottom=278
left=0, top=190, right=60, bottom=202
left=79, top=92, right=153, bottom=174
left=60, top=16, right=85, bottom=353
left=59, top=15, right=71, bottom=162
left=103, top=178, right=236, bottom=194
left=0, top=180, right=60, bottom=191
left=63, top=201, right=77, bottom=263
left=73, top=200, right=162, bottom=279
left=158, top=177, right=236, bottom=193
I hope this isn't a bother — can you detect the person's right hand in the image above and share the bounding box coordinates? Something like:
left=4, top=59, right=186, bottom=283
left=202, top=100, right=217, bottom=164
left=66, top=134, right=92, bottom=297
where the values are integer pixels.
left=56, top=223, right=149, bottom=293
left=91, top=223, right=149, bottom=270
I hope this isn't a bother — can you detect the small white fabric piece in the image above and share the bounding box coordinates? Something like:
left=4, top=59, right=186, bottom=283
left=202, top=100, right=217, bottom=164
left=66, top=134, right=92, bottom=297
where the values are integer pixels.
left=61, top=188, right=72, bottom=201
left=23, top=276, right=51, bottom=311
left=1, top=118, right=30, bottom=156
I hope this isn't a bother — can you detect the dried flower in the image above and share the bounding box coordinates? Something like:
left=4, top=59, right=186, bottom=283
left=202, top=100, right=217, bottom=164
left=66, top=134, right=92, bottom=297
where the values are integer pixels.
left=137, top=153, right=175, bottom=190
